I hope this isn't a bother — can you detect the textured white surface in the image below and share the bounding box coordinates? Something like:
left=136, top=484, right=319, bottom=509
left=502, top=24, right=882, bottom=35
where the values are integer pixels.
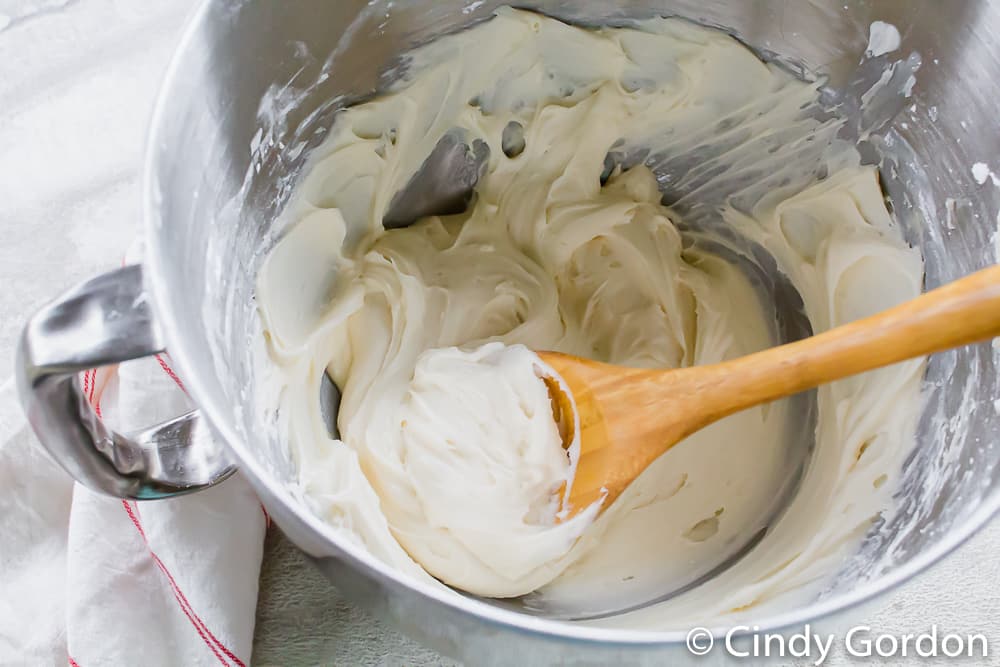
left=0, top=1, right=997, bottom=664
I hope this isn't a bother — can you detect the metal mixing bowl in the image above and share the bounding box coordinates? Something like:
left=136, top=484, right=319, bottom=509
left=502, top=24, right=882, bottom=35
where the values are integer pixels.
left=17, top=1, right=1000, bottom=663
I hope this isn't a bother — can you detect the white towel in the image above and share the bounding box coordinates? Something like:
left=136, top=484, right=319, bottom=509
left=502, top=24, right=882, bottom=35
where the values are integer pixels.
left=1, top=311, right=266, bottom=667
left=0, top=0, right=269, bottom=661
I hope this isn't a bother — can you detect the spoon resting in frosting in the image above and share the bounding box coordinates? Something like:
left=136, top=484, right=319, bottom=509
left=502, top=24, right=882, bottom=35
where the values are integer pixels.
left=542, top=264, right=1000, bottom=518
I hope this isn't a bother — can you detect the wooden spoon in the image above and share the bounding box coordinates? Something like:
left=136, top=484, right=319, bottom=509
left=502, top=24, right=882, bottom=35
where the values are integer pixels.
left=540, top=264, right=1000, bottom=518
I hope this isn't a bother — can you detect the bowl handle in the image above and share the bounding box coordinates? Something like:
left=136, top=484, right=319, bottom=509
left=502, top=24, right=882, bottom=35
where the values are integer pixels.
left=15, top=264, right=236, bottom=499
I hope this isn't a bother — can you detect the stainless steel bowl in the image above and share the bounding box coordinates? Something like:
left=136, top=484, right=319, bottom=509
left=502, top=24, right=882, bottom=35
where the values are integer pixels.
left=17, top=0, right=1000, bottom=662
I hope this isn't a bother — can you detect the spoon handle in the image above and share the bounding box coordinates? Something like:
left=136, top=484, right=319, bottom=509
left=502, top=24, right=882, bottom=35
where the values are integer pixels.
left=676, top=263, right=1000, bottom=425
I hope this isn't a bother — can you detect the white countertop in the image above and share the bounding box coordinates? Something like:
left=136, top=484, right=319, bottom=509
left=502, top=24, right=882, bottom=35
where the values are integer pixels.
left=1, top=1, right=997, bottom=664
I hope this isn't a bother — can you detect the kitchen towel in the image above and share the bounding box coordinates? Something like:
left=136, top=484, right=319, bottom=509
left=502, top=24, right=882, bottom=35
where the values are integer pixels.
left=1, top=252, right=266, bottom=667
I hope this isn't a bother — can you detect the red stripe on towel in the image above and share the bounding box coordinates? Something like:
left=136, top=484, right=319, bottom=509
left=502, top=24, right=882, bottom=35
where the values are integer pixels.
left=155, top=353, right=187, bottom=394
left=121, top=501, right=246, bottom=667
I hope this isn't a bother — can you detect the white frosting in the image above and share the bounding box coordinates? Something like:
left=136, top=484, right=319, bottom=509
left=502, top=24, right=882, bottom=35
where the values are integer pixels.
left=387, top=343, right=597, bottom=596
left=257, top=8, right=925, bottom=625
left=972, top=162, right=998, bottom=186
left=867, top=21, right=901, bottom=58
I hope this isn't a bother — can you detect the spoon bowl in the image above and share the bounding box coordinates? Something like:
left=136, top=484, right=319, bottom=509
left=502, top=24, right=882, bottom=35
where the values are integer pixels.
left=541, top=263, right=1000, bottom=518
